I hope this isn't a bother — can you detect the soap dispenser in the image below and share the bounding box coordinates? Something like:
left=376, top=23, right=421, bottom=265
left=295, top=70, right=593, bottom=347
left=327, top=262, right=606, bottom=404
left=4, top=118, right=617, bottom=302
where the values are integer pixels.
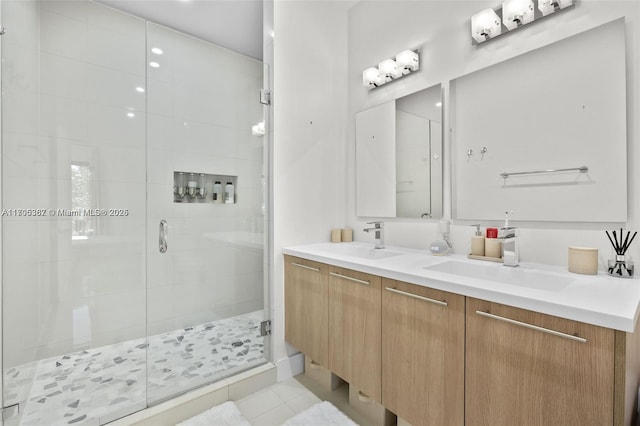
left=470, top=224, right=485, bottom=256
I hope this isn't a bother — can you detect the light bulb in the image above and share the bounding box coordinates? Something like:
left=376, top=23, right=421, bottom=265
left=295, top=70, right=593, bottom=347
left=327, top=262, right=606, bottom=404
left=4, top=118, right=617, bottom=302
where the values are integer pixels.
left=363, top=67, right=381, bottom=87
left=396, top=50, right=419, bottom=72
left=378, top=59, right=402, bottom=79
left=471, top=9, right=502, bottom=43
left=502, top=0, right=534, bottom=31
left=538, top=0, right=574, bottom=16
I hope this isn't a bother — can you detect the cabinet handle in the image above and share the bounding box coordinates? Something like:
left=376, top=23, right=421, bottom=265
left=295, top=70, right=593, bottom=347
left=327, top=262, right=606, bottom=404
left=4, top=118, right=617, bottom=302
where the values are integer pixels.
left=329, top=272, right=370, bottom=286
left=475, top=310, right=587, bottom=343
left=290, top=262, right=320, bottom=272
left=385, top=287, right=448, bottom=306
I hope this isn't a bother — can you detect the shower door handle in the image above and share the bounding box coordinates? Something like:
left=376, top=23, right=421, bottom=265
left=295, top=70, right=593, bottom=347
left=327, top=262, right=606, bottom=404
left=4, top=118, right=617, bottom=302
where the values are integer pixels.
left=159, top=220, right=168, bottom=253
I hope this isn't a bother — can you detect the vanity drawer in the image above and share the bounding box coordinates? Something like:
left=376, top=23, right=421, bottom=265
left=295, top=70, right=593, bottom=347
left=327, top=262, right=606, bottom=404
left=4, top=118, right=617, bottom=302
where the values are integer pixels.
left=284, top=255, right=329, bottom=367
left=381, top=279, right=464, bottom=426
left=466, top=298, right=615, bottom=426
left=328, top=265, right=382, bottom=403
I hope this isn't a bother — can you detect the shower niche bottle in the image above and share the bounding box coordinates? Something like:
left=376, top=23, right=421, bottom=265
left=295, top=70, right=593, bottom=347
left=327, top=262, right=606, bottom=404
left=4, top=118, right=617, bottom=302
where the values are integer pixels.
left=213, top=181, right=223, bottom=203
left=224, top=182, right=235, bottom=204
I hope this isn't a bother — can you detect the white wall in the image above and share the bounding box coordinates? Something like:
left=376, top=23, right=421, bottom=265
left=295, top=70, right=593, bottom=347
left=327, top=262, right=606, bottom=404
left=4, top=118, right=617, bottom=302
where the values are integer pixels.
left=348, top=0, right=640, bottom=268
left=271, top=0, right=640, bottom=376
left=272, top=0, right=351, bottom=372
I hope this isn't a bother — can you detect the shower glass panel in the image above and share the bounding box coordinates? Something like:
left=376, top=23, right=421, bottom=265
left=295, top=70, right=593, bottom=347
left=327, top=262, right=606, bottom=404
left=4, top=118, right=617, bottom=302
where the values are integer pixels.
left=1, top=1, right=148, bottom=423
left=1, top=0, right=269, bottom=424
left=145, top=22, right=268, bottom=405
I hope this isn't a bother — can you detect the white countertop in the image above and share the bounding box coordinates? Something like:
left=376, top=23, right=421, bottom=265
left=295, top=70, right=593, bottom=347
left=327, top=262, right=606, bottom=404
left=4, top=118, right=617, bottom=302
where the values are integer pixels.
left=283, top=242, right=640, bottom=332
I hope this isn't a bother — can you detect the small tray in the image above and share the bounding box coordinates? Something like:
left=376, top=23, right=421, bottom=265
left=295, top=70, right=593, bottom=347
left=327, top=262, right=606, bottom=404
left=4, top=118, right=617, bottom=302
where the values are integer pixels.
left=467, top=254, right=503, bottom=263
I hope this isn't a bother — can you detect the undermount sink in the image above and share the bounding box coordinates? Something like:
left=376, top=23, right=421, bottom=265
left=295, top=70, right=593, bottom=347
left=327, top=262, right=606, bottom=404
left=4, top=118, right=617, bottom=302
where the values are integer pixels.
left=425, top=260, right=574, bottom=291
left=324, top=244, right=403, bottom=260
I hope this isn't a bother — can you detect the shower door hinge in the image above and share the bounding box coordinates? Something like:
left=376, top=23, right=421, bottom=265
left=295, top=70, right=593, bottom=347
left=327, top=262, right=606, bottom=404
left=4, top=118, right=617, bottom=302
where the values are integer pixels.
left=2, top=403, right=20, bottom=420
left=260, top=320, right=272, bottom=336
left=260, top=89, right=271, bottom=105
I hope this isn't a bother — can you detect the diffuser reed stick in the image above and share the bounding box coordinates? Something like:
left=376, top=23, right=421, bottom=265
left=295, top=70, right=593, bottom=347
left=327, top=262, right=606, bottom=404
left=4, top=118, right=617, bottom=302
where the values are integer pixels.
left=606, top=229, right=637, bottom=277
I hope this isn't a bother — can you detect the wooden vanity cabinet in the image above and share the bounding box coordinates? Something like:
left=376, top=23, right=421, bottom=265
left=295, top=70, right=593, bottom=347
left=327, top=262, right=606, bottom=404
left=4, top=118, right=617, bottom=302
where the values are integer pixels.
left=285, top=255, right=640, bottom=425
left=328, top=265, right=382, bottom=403
left=381, top=278, right=465, bottom=426
left=284, top=255, right=329, bottom=367
left=466, top=297, right=616, bottom=426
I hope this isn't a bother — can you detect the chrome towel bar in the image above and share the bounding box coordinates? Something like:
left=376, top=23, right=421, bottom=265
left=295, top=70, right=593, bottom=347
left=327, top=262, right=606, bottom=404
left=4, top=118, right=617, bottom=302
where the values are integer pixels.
left=500, top=165, right=588, bottom=179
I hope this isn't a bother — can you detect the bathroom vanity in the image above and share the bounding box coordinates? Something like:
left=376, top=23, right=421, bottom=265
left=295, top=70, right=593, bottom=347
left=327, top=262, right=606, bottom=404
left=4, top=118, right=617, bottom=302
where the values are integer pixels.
left=283, top=242, right=640, bottom=426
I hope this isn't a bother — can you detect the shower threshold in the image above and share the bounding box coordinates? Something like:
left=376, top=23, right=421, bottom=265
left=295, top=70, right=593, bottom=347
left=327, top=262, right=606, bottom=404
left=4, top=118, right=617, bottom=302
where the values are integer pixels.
left=3, top=310, right=267, bottom=425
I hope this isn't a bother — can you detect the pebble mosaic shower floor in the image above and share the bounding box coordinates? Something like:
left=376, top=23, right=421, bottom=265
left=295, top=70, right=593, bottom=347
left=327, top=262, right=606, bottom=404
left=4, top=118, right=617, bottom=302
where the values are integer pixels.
left=3, top=310, right=266, bottom=426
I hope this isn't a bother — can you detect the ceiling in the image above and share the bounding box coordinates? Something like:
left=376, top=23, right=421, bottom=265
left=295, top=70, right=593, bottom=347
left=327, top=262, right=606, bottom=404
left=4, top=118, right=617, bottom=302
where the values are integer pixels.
left=96, top=0, right=264, bottom=60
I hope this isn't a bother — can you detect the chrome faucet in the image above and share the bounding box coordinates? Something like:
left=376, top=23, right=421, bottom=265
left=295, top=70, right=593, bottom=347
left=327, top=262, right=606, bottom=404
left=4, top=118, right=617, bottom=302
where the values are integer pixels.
left=363, top=221, right=385, bottom=249
left=499, top=226, right=519, bottom=267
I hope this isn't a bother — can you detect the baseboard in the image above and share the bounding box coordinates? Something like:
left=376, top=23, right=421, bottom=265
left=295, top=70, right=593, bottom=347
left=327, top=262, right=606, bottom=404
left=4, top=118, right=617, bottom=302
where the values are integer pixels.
left=110, top=363, right=276, bottom=426
left=276, top=352, right=305, bottom=382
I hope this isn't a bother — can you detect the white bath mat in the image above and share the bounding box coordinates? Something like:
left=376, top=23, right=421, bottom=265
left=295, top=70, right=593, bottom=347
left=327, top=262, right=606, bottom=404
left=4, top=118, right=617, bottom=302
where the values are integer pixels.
left=282, top=401, right=358, bottom=426
left=176, top=401, right=251, bottom=426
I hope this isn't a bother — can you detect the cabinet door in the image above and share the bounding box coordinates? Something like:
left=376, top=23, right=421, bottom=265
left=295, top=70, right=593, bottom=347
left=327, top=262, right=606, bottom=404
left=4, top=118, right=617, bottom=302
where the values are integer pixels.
left=328, top=266, right=382, bottom=402
left=466, top=298, right=615, bottom=426
left=382, top=279, right=464, bottom=426
left=284, top=255, right=328, bottom=367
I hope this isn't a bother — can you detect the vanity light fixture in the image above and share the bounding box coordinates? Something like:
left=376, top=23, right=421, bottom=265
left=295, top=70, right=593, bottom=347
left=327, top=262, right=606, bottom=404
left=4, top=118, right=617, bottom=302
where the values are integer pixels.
left=471, top=0, right=575, bottom=44
left=362, top=50, right=419, bottom=89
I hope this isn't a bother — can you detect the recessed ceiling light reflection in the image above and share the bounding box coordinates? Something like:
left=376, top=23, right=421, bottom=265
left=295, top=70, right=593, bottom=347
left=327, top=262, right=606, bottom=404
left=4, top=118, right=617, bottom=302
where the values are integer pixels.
left=436, top=102, right=442, bottom=107
left=127, top=112, right=135, bottom=118
left=149, top=62, right=160, bottom=68
left=136, top=86, right=145, bottom=93
left=151, top=47, right=163, bottom=55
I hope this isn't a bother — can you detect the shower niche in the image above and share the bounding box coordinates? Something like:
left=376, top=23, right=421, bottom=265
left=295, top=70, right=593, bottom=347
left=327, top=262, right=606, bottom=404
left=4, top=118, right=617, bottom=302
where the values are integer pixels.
left=173, top=171, right=238, bottom=204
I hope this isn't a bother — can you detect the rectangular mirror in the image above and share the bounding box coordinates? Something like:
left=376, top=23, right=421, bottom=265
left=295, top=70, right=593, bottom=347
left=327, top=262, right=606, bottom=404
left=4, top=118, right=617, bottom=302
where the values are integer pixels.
left=356, top=84, right=443, bottom=218
left=451, top=19, right=626, bottom=222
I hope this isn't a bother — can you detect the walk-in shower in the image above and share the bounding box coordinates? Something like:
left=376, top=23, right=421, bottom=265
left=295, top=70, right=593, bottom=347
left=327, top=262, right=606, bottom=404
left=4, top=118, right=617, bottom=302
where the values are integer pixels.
left=1, top=1, right=270, bottom=424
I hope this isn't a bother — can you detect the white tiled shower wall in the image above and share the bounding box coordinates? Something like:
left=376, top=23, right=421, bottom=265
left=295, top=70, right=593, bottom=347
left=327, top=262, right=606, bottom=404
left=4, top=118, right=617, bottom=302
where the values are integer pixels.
left=2, top=0, right=264, bottom=368
left=144, top=22, right=264, bottom=336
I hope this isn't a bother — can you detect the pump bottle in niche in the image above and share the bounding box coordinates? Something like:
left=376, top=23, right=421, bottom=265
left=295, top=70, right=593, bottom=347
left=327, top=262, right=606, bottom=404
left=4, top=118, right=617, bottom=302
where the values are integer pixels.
left=224, top=182, right=235, bottom=204
left=213, top=181, right=222, bottom=203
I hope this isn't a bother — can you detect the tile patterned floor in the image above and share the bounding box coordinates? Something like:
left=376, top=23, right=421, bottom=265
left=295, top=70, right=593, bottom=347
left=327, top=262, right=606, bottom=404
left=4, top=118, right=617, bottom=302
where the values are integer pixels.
left=3, top=311, right=267, bottom=426
left=235, top=378, right=323, bottom=426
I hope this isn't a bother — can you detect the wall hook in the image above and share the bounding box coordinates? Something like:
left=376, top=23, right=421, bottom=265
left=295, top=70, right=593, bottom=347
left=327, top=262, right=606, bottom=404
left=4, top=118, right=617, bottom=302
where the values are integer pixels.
left=467, top=149, right=473, bottom=159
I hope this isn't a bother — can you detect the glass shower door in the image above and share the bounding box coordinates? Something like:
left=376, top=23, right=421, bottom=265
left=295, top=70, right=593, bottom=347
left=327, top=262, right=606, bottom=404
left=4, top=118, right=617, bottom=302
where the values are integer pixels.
left=144, top=22, right=269, bottom=405
left=1, top=1, right=148, bottom=424
left=1, top=1, right=269, bottom=424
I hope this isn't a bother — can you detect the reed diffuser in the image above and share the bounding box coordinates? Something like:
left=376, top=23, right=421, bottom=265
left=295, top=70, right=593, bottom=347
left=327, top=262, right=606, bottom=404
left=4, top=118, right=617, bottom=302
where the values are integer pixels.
left=605, top=228, right=636, bottom=278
